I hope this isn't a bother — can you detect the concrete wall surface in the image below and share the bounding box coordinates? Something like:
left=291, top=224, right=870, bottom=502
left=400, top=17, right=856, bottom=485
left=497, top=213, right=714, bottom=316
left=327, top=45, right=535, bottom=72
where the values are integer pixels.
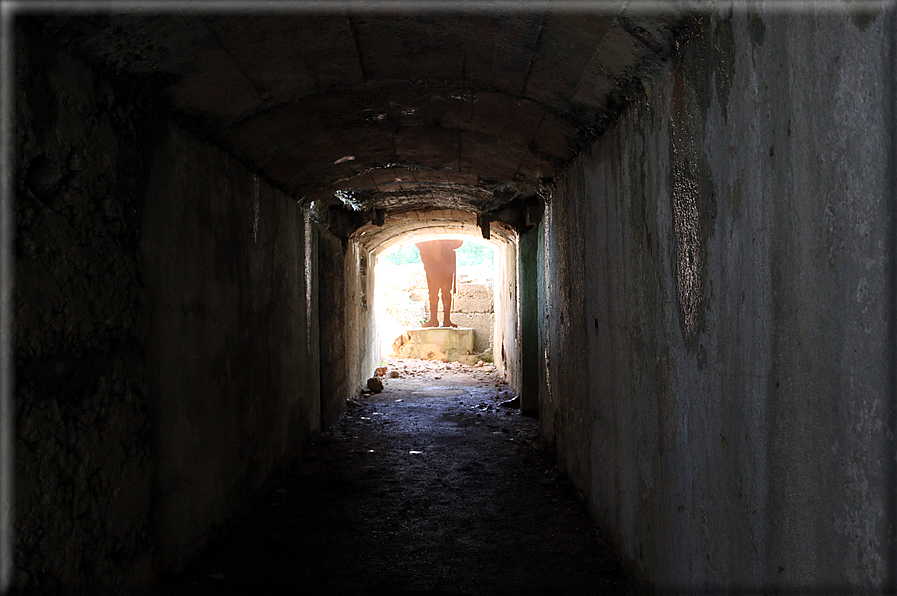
left=13, top=24, right=323, bottom=589
left=452, top=283, right=494, bottom=353
left=318, top=229, right=351, bottom=428
left=495, top=239, right=520, bottom=386
left=141, top=115, right=320, bottom=571
left=518, top=228, right=540, bottom=414
left=541, top=7, right=895, bottom=592
left=345, top=240, right=378, bottom=394
left=12, top=24, right=154, bottom=591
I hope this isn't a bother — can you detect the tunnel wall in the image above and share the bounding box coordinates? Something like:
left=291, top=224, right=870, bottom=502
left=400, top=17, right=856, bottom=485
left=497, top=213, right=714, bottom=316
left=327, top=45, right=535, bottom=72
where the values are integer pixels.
left=317, top=231, right=378, bottom=420
left=345, top=240, right=378, bottom=394
left=518, top=228, right=540, bottom=414
left=141, top=114, right=320, bottom=572
left=12, top=24, right=322, bottom=590
left=542, top=7, right=895, bottom=592
left=318, top=229, right=351, bottom=427
left=12, top=24, right=155, bottom=591
left=494, top=239, right=519, bottom=385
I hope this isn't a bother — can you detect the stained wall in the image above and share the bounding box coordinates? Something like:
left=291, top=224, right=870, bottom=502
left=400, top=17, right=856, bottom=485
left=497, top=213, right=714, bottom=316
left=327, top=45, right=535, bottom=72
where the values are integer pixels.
left=540, top=7, right=896, bottom=591
left=318, top=229, right=351, bottom=427
left=495, top=239, right=519, bottom=387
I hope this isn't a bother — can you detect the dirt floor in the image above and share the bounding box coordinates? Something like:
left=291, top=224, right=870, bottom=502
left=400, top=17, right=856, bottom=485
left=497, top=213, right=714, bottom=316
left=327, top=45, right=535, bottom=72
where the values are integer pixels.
left=157, top=358, right=636, bottom=596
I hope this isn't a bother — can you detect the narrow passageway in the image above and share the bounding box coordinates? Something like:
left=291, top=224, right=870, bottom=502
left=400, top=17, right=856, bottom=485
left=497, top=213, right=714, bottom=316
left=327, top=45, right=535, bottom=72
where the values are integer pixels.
left=158, top=358, right=632, bottom=596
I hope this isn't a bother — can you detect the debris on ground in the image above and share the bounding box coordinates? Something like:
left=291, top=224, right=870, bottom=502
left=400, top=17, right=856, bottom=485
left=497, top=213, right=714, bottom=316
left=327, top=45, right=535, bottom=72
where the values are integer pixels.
left=367, top=377, right=384, bottom=392
left=164, top=355, right=632, bottom=595
left=499, top=395, right=521, bottom=408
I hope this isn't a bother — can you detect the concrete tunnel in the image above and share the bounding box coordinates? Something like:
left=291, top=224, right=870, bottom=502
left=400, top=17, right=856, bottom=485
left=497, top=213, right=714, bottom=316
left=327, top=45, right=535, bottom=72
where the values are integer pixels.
left=4, top=2, right=896, bottom=593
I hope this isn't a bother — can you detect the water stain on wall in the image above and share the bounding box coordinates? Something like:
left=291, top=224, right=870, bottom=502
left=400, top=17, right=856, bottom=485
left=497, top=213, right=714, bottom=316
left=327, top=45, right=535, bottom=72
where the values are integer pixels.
left=747, top=9, right=766, bottom=47
left=713, top=18, right=737, bottom=121
left=669, top=60, right=716, bottom=347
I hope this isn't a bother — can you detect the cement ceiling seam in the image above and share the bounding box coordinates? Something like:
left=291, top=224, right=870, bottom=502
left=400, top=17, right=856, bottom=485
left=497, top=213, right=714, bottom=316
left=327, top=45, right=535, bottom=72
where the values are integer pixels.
left=518, top=11, right=548, bottom=98
left=570, top=7, right=625, bottom=104
left=347, top=16, right=369, bottom=84
left=195, top=14, right=301, bottom=187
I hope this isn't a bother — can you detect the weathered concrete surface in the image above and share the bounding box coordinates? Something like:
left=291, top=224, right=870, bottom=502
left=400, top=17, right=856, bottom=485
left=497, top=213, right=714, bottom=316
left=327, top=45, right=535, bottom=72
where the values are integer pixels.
left=12, top=22, right=326, bottom=590
left=34, top=11, right=688, bottom=216
left=540, top=8, right=896, bottom=592
left=449, top=284, right=494, bottom=353
left=355, top=210, right=514, bottom=254
left=496, top=239, right=520, bottom=390
left=141, top=113, right=321, bottom=572
left=318, top=228, right=351, bottom=428
left=13, top=4, right=896, bottom=593
left=343, top=241, right=379, bottom=396
left=12, top=24, right=154, bottom=592
left=453, top=283, right=493, bottom=315
left=517, top=228, right=540, bottom=416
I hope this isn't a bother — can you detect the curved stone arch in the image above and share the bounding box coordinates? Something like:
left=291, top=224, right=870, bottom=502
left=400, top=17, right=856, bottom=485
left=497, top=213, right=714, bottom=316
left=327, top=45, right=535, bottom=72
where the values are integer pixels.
left=353, top=209, right=516, bottom=256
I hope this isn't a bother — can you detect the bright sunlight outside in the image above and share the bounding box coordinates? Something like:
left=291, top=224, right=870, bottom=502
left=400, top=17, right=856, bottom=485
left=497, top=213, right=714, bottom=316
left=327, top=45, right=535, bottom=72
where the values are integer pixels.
left=375, top=240, right=496, bottom=359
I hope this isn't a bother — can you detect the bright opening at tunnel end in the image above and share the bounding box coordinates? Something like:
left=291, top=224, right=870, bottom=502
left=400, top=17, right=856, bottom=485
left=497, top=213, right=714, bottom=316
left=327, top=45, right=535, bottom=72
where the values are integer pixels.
left=375, top=239, right=497, bottom=364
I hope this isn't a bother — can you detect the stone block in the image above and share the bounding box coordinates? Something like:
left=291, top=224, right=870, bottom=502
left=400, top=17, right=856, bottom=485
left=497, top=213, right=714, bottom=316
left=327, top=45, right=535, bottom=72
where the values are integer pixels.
left=395, top=327, right=475, bottom=362
left=449, top=313, right=494, bottom=352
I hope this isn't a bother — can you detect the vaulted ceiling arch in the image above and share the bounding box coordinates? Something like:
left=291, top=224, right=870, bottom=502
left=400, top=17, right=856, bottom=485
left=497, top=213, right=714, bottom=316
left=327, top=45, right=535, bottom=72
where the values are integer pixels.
left=35, top=6, right=690, bottom=234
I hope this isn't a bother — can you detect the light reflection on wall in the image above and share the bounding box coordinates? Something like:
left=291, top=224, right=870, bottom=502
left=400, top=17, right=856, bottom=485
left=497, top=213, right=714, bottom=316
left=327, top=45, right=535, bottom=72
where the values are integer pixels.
left=670, top=68, right=708, bottom=345
left=671, top=143, right=705, bottom=343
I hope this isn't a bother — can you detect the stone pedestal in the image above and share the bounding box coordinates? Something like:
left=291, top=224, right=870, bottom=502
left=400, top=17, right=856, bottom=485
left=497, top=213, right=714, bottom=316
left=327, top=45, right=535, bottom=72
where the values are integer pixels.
left=395, top=327, right=475, bottom=362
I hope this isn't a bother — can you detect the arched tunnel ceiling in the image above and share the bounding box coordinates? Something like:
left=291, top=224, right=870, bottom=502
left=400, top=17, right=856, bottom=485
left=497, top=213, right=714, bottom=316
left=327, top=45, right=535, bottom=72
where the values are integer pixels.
left=356, top=208, right=514, bottom=255
left=33, top=6, right=692, bottom=221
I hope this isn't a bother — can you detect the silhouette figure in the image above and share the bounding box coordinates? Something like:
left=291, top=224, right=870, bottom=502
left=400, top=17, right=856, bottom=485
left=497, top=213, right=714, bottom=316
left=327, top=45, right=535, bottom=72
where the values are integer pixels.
left=416, top=239, right=464, bottom=327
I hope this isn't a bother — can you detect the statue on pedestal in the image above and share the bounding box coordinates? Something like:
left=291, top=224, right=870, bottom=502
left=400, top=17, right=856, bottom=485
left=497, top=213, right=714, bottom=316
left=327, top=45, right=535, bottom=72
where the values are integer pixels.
left=415, top=239, right=463, bottom=327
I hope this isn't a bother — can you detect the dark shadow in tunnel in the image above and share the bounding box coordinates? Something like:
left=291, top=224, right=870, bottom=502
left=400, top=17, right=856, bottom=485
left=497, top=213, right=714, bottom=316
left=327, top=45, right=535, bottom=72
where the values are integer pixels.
left=158, top=358, right=632, bottom=596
